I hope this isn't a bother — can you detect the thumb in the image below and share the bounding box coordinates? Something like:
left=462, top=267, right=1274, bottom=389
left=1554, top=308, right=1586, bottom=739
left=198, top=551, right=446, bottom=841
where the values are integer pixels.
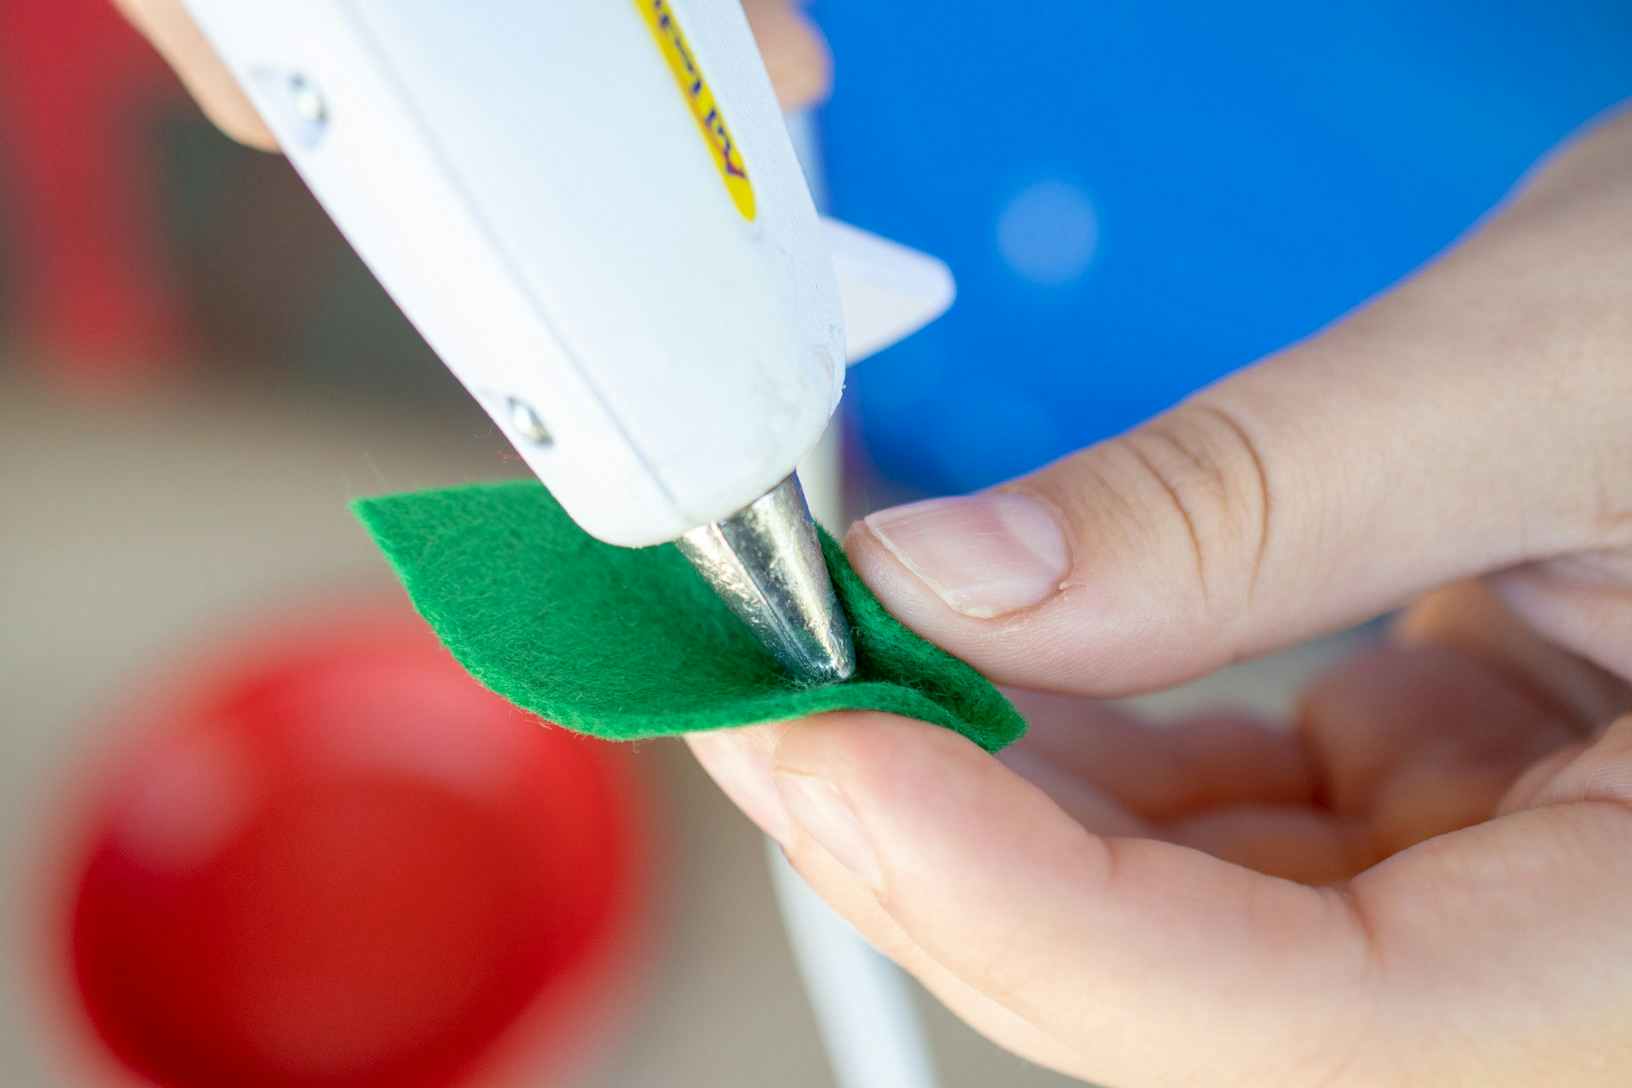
left=847, top=143, right=1631, bottom=694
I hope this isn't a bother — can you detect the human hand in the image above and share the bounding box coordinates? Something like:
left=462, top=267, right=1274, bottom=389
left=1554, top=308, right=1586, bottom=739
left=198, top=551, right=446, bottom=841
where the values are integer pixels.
left=690, top=105, right=1632, bottom=1086
left=113, top=0, right=831, bottom=151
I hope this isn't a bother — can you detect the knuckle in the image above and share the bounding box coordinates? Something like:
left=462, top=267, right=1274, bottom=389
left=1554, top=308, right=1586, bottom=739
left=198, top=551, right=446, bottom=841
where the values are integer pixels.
left=1117, top=400, right=1277, bottom=612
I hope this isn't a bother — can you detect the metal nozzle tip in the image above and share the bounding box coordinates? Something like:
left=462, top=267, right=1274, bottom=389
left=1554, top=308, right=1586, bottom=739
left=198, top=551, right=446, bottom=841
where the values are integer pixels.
left=677, top=474, right=856, bottom=685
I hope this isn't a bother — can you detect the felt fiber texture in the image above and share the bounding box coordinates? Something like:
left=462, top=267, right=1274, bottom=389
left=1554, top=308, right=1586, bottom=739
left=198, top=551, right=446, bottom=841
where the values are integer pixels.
left=354, top=481, right=1025, bottom=752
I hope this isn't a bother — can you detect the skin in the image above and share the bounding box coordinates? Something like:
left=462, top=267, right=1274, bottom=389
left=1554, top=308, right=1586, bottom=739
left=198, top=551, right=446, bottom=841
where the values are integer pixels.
left=687, top=110, right=1632, bottom=1085
left=127, top=6, right=1632, bottom=1083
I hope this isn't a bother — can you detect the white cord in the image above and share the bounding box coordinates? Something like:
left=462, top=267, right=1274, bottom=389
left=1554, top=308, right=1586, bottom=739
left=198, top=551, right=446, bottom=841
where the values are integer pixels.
left=768, top=842, right=940, bottom=1088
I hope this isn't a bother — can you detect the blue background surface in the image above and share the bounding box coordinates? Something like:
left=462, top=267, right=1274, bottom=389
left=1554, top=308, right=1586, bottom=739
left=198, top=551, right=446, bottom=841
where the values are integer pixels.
left=814, top=2, right=1632, bottom=495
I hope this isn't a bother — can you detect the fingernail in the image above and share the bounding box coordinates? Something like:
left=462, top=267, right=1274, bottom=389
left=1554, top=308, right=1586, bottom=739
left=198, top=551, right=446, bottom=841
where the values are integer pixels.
left=863, top=493, right=1070, bottom=618
left=691, top=731, right=791, bottom=845
left=775, top=773, right=883, bottom=890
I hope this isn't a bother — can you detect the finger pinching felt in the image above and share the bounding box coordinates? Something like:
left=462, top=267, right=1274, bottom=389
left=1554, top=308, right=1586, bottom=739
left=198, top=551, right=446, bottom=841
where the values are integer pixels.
left=353, top=481, right=1025, bottom=752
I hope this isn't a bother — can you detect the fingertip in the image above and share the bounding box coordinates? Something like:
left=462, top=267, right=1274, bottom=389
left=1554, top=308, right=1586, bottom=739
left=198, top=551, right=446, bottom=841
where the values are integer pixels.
left=772, top=711, right=998, bottom=808
left=116, top=0, right=281, bottom=151
left=744, top=2, right=832, bottom=109
left=842, top=517, right=949, bottom=626
left=1526, top=713, right=1632, bottom=810
left=772, top=710, right=1012, bottom=826
left=772, top=711, right=1094, bottom=912
left=843, top=496, right=1214, bottom=697
left=843, top=517, right=1063, bottom=686
left=854, top=494, right=1071, bottom=620
left=201, top=98, right=280, bottom=152
left=685, top=723, right=792, bottom=844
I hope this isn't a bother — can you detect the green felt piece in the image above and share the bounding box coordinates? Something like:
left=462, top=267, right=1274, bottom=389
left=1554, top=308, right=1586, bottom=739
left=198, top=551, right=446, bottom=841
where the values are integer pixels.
left=353, top=481, right=1025, bottom=752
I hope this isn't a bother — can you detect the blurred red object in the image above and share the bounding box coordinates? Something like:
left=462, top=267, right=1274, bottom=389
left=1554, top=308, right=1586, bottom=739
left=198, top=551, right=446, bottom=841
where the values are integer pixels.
left=1, top=0, right=190, bottom=385
left=53, top=606, right=648, bottom=1088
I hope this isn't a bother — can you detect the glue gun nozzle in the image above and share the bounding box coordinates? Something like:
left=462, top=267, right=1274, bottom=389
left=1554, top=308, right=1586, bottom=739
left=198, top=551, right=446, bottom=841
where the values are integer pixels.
left=677, top=474, right=856, bottom=686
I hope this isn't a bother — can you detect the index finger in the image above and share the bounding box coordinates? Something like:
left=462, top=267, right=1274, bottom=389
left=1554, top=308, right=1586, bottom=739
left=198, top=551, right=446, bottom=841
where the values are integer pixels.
left=113, top=0, right=278, bottom=150
left=766, top=712, right=1376, bottom=1086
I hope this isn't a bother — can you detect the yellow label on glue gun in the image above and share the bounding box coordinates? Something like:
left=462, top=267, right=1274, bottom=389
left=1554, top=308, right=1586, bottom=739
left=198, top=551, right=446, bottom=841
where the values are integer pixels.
left=635, top=0, right=757, bottom=221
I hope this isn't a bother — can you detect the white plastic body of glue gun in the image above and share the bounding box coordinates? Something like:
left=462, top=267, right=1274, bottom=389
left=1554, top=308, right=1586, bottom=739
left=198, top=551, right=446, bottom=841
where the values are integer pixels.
left=181, top=0, right=953, bottom=548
